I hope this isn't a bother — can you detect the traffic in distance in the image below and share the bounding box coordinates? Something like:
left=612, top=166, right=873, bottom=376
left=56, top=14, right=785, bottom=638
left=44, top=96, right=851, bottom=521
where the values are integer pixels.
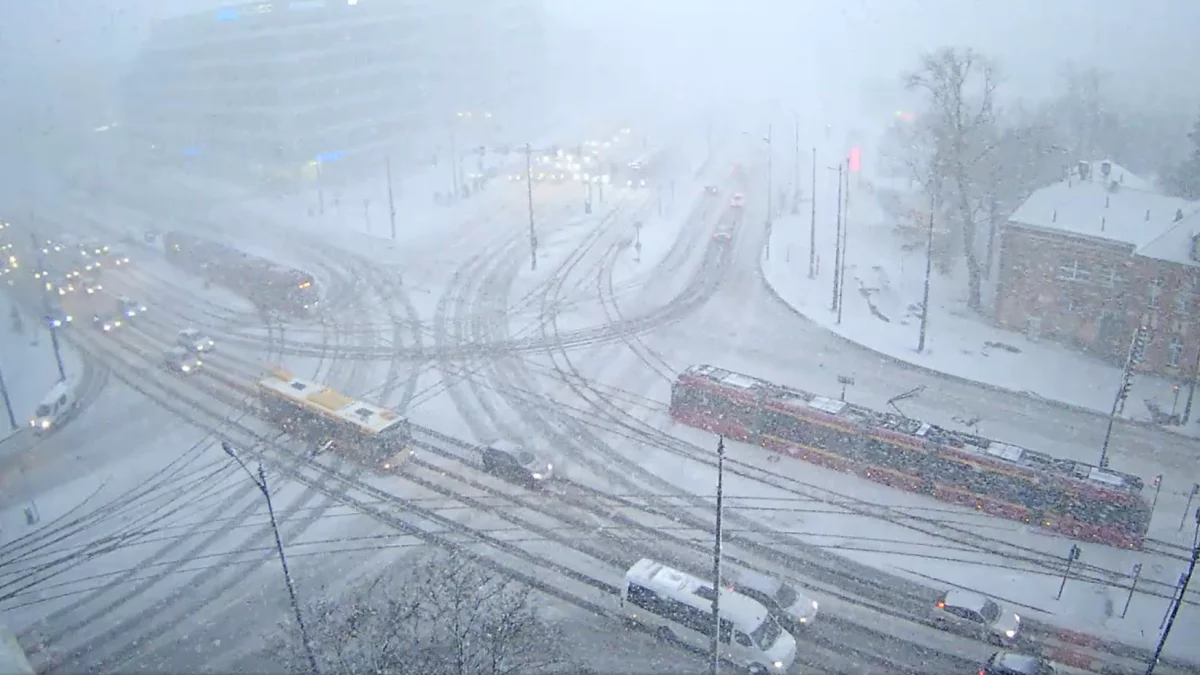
left=0, top=220, right=1142, bottom=673
left=670, top=364, right=1151, bottom=549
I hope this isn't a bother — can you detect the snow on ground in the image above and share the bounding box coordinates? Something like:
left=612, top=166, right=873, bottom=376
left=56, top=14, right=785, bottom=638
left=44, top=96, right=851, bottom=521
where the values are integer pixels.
left=762, top=183, right=1200, bottom=441
left=617, top=402, right=1200, bottom=664
left=0, top=298, right=83, bottom=443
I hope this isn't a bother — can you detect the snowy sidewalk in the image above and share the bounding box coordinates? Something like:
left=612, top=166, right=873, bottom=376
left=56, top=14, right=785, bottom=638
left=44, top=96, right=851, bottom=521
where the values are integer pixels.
left=761, top=201, right=1200, bottom=444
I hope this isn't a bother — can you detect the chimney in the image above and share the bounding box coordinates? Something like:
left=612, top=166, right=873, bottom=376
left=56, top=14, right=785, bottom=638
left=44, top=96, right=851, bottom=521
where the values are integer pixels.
left=1100, top=160, right=1112, bottom=180
left=1077, top=161, right=1091, bottom=181
left=1177, top=209, right=1186, bottom=222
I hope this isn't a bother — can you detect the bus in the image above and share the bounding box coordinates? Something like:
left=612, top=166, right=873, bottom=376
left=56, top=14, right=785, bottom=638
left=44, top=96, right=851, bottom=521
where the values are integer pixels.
left=670, top=364, right=1151, bottom=548
left=256, top=369, right=413, bottom=472
left=620, top=559, right=796, bottom=675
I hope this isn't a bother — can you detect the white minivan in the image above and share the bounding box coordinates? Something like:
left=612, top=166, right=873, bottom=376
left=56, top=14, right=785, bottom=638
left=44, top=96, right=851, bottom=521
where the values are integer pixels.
left=621, top=558, right=796, bottom=674
left=29, top=380, right=79, bottom=435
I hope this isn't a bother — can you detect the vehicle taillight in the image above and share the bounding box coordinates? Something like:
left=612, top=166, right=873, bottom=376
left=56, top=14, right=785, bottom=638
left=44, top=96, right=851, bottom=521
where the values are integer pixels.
left=936, top=601, right=945, bottom=609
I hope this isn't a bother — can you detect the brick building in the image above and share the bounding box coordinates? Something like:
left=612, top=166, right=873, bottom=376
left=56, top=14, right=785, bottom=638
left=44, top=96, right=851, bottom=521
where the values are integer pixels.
left=995, top=160, right=1200, bottom=378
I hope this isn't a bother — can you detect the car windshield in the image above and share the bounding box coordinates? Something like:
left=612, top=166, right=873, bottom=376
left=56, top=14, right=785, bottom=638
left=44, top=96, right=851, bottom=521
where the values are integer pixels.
left=517, top=451, right=536, bottom=466
left=34, top=404, right=51, bottom=417
left=980, top=599, right=1001, bottom=622
left=749, top=616, right=783, bottom=652
left=774, top=584, right=798, bottom=608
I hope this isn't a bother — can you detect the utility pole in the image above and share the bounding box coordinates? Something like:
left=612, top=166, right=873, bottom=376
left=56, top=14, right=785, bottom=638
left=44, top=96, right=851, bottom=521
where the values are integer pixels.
left=449, top=127, right=459, bottom=200
left=0, top=364, right=17, bottom=431
left=385, top=154, right=397, bottom=240
left=1143, top=512, right=1198, bottom=675
left=709, top=436, right=726, bottom=675
left=830, top=164, right=843, bottom=312
left=222, top=442, right=319, bottom=675
left=1182, top=344, right=1199, bottom=425
left=917, top=193, right=935, bottom=353
left=31, top=233, right=67, bottom=382
left=808, top=147, right=816, bottom=279
left=791, top=115, right=800, bottom=214
left=837, top=159, right=849, bottom=325
left=525, top=143, right=537, bottom=271
left=765, top=124, right=773, bottom=226
left=1100, top=325, right=1148, bottom=469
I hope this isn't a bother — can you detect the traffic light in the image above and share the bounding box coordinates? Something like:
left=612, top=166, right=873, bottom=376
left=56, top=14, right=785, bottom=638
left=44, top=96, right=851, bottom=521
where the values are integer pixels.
left=848, top=146, right=862, bottom=172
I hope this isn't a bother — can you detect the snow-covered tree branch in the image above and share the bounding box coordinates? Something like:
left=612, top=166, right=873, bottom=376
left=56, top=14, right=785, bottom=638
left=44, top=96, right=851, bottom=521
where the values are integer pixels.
left=269, top=549, right=567, bottom=675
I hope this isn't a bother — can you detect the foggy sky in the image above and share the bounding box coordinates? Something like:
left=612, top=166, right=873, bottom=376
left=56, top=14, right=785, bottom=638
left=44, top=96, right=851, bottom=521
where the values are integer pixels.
left=2, top=0, right=1198, bottom=128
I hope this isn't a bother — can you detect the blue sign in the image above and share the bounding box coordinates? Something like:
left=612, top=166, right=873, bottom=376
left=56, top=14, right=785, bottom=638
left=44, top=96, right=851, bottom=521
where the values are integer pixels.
left=314, top=151, right=344, bottom=163
left=215, top=8, right=239, bottom=21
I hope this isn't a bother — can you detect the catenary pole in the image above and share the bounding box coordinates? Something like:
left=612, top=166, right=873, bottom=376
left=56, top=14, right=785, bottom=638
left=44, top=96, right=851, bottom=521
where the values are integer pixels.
left=222, top=443, right=319, bottom=674
left=830, top=164, right=843, bottom=312
left=525, top=143, right=537, bottom=271
left=808, top=147, right=816, bottom=279
left=709, top=436, right=726, bottom=675
left=837, top=159, right=849, bottom=325
left=917, top=193, right=935, bottom=353
left=385, top=155, right=397, bottom=240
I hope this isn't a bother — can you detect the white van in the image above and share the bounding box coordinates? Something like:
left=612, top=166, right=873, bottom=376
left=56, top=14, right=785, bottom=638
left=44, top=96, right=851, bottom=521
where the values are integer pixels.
left=29, top=380, right=79, bottom=435
left=621, top=559, right=796, bottom=674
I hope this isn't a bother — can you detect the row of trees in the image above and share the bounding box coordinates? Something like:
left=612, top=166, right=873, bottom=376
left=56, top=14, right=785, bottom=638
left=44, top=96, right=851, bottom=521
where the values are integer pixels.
left=882, top=47, right=1200, bottom=312
left=269, top=549, right=568, bottom=675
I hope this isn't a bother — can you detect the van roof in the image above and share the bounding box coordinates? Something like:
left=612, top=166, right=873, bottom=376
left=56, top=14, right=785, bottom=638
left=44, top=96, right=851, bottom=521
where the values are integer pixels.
left=625, top=559, right=770, bottom=631
left=39, top=380, right=72, bottom=404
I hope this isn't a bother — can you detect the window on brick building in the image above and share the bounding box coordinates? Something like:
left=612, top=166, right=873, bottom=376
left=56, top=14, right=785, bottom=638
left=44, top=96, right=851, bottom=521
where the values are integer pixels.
left=1148, top=277, right=1164, bottom=309
left=1099, top=266, right=1124, bottom=288
left=1057, top=258, right=1090, bottom=282
left=1167, top=337, right=1184, bottom=367
left=1175, top=292, right=1190, bottom=315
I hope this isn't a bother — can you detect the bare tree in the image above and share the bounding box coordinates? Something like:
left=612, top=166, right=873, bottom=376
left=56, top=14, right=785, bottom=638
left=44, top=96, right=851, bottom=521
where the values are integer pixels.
left=905, top=47, right=999, bottom=311
left=269, top=550, right=567, bottom=675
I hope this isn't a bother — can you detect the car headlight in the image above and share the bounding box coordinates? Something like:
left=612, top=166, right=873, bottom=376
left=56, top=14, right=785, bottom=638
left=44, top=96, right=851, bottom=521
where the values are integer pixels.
left=180, top=365, right=190, bottom=372
left=532, top=473, right=543, bottom=480
left=546, top=463, right=553, bottom=471
left=40, top=419, right=50, bottom=429
left=1005, top=629, right=1016, bottom=638
left=773, top=661, right=783, bottom=670
left=797, top=617, right=807, bottom=623
left=812, top=600, right=819, bottom=611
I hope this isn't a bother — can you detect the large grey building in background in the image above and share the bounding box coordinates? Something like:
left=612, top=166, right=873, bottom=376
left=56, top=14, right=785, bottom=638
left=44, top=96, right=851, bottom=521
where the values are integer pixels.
left=123, top=0, right=545, bottom=181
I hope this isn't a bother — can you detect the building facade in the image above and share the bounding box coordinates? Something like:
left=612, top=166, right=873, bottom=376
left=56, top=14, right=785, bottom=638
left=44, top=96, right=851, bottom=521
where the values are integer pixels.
left=995, top=161, right=1200, bottom=379
left=123, top=0, right=545, bottom=180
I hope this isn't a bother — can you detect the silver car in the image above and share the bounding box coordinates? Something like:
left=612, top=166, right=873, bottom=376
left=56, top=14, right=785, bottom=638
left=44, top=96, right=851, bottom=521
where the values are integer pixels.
left=178, top=328, right=215, bottom=353
left=933, top=589, right=1020, bottom=645
left=725, top=568, right=819, bottom=632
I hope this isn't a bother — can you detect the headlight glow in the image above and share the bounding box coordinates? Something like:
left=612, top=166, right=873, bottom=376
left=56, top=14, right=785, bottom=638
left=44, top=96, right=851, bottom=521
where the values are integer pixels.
left=40, top=419, right=50, bottom=429
left=1005, top=629, right=1016, bottom=638
left=532, top=473, right=543, bottom=480
left=773, top=661, right=783, bottom=669
left=812, top=600, right=819, bottom=611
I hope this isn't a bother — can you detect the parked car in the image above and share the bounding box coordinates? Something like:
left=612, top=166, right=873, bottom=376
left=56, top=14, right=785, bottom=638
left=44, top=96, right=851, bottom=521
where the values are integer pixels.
left=932, top=589, right=1020, bottom=645
left=481, top=440, right=552, bottom=488
left=177, top=328, right=215, bottom=353
left=163, top=347, right=202, bottom=374
left=46, top=305, right=72, bottom=328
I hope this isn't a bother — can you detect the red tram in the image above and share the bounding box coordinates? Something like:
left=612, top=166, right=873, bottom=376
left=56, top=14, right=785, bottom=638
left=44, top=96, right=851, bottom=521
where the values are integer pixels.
left=162, top=231, right=318, bottom=316
left=670, top=365, right=1151, bottom=549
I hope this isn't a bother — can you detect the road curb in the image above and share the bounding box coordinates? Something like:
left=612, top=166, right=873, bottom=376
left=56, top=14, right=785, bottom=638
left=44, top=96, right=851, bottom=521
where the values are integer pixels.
left=754, top=250, right=1192, bottom=442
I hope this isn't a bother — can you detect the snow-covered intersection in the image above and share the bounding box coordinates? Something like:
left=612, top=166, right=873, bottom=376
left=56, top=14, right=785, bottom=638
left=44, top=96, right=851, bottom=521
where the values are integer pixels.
left=1, top=130, right=1196, bottom=675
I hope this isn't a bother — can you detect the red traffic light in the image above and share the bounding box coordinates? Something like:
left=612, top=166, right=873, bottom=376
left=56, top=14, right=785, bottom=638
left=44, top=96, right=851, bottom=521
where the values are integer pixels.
left=849, top=147, right=862, bottom=172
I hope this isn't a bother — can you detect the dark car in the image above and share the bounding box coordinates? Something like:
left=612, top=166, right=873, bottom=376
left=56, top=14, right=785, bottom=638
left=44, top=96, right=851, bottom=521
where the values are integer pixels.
left=92, top=312, right=123, bottom=332
left=982, top=652, right=1057, bottom=675
left=481, top=440, right=553, bottom=487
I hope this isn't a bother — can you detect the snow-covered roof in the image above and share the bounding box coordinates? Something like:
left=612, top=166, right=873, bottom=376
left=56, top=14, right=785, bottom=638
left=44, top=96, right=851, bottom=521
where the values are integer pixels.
left=1009, top=160, right=1197, bottom=247
left=1135, top=209, right=1200, bottom=267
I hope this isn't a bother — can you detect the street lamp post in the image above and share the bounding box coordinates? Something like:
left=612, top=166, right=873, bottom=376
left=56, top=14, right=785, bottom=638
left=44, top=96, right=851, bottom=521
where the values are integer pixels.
left=221, top=442, right=319, bottom=674
left=31, top=232, right=67, bottom=382
left=808, top=147, right=816, bottom=279
left=829, top=164, right=843, bottom=313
